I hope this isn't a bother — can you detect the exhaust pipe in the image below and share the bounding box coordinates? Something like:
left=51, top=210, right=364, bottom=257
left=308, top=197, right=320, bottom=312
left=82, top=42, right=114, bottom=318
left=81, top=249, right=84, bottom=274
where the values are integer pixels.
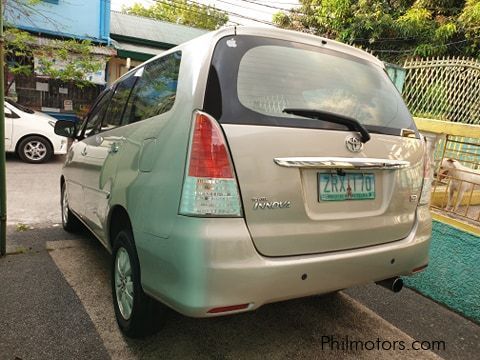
left=375, top=277, right=403, bottom=293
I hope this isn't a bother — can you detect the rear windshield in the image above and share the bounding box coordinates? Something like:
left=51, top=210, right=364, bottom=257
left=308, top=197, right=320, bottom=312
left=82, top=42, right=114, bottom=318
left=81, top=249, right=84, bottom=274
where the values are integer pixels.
left=204, top=35, right=417, bottom=137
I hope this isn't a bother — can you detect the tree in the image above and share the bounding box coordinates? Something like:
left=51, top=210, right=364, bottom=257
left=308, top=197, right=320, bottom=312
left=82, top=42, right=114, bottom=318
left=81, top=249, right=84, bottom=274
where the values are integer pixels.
left=4, top=28, right=104, bottom=94
left=123, top=0, right=229, bottom=30
left=2, top=0, right=107, bottom=95
left=273, top=1, right=480, bottom=62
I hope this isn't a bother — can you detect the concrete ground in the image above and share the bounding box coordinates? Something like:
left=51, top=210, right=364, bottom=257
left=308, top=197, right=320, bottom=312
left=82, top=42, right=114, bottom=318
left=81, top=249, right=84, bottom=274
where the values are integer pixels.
left=1, top=153, right=479, bottom=359
left=5, top=152, right=62, bottom=226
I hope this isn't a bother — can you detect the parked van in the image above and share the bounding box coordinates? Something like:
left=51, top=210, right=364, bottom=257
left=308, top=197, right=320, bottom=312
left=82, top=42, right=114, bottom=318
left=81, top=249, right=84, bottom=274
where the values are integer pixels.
left=55, top=27, right=432, bottom=338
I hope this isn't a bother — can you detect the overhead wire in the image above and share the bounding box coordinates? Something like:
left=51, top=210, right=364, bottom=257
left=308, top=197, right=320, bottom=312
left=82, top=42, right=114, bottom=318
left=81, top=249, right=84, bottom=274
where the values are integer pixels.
left=152, top=0, right=241, bottom=25
left=237, top=0, right=300, bottom=11
left=211, top=0, right=278, bottom=15
left=372, top=36, right=480, bottom=54
left=148, top=0, right=480, bottom=53
left=182, top=0, right=277, bottom=25
left=153, top=0, right=275, bottom=25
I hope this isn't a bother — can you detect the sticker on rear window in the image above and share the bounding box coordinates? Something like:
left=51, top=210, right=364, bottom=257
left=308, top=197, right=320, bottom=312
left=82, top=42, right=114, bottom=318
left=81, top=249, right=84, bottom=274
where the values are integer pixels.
left=226, top=38, right=237, bottom=48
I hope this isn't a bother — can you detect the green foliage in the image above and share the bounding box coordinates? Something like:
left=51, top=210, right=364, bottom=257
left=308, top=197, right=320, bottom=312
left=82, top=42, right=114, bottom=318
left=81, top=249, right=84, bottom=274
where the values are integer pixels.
left=122, top=0, right=229, bottom=30
left=396, top=6, right=433, bottom=36
left=435, top=22, right=457, bottom=41
left=459, top=0, right=480, bottom=52
left=420, top=82, right=450, bottom=118
left=4, top=28, right=33, bottom=78
left=273, top=0, right=480, bottom=62
left=4, top=28, right=105, bottom=90
left=15, top=223, right=30, bottom=232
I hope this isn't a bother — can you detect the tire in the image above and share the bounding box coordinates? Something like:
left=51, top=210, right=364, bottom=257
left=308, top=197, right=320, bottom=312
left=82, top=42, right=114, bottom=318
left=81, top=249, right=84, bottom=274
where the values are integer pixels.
left=17, top=136, right=53, bottom=163
left=112, top=229, right=163, bottom=338
left=61, top=182, right=82, bottom=232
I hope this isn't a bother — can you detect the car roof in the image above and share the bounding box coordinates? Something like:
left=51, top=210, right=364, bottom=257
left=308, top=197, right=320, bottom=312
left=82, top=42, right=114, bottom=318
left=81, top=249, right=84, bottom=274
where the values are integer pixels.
left=115, top=26, right=384, bottom=85
left=235, top=27, right=383, bottom=67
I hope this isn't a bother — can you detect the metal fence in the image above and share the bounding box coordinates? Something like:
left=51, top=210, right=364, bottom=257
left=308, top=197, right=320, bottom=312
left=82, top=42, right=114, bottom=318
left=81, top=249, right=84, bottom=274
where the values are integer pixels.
left=403, top=57, right=480, bottom=125
left=431, top=134, right=480, bottom=224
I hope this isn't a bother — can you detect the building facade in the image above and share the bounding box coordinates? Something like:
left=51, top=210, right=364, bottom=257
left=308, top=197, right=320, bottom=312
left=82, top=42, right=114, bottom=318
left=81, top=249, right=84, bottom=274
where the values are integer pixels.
left=5, top=0, right=111, bottom=44
left=4, top=0, right=114, bottom=121
left=4, top=2, right=210, bottom=119
left=108, top=11, right=207, bottom=83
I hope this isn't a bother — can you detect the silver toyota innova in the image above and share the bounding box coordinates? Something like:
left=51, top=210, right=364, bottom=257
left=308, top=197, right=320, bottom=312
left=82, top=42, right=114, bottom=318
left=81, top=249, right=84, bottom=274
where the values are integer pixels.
left=55, top=26, right=432, bottom=338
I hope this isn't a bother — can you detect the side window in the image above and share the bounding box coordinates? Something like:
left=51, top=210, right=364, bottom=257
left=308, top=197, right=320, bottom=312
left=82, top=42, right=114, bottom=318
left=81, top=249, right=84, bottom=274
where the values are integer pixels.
left=123, top=51, right=181, bottom=124
left=83, top=89, right=113, bottom=137
left=101, top=74, right=137, bottom=131
left=4, top=107, right=18, bottom=118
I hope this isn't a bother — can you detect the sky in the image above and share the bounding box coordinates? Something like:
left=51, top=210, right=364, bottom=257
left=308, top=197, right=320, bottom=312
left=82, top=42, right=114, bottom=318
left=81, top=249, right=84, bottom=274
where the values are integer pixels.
left=110, top=0, right=300, bottom=27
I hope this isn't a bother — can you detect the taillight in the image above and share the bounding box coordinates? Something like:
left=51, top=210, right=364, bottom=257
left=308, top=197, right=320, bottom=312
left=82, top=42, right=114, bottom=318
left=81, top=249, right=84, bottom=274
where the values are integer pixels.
left=179, top=111, right=242, bottom=217
left=419, top=136, right=433, bottom=206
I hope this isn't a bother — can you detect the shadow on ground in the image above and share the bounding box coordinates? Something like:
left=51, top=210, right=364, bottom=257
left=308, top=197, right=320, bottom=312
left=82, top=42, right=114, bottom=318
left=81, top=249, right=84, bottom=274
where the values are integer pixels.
left=48, top=237, right=439, bottom=360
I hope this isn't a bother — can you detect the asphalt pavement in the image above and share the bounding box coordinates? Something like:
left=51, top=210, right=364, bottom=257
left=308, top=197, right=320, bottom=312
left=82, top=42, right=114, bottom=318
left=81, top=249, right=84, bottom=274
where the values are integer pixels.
left=1, top=153, right=479, bottom=360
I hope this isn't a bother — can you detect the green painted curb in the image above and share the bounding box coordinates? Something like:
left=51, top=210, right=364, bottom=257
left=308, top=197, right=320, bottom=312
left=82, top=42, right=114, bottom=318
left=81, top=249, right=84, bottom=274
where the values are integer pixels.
left=403, top=220, right=480, bottom=323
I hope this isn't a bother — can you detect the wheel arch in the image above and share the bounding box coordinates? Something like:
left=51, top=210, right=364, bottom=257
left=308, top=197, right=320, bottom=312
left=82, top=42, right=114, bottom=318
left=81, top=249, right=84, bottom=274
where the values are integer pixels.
left=60, top=176, right=65, bottom=203
left=108, top=205, right=134, bottom=249
left=15, top=133, right=54, bottom=154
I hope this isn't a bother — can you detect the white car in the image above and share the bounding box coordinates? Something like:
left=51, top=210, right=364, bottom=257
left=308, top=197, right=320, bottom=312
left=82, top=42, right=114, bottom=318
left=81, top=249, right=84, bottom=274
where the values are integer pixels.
left=4, top=99, right=68, bottom=163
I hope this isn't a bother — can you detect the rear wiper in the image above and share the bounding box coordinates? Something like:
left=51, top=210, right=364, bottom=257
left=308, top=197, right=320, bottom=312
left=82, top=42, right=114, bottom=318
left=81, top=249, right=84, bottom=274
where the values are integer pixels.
left=283, top=108, right=371, bottom=143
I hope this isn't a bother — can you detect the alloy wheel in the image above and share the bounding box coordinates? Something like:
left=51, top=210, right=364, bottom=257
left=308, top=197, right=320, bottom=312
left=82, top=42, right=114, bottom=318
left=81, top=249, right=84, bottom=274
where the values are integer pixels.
left=115, top=247, right=134, bottom=320
left=23, top=141, right=47, bottom=161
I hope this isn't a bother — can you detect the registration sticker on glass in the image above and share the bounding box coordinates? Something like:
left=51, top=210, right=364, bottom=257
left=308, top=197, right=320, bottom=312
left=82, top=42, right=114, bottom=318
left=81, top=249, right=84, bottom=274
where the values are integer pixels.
left=318, top=173, right=375, bottom=201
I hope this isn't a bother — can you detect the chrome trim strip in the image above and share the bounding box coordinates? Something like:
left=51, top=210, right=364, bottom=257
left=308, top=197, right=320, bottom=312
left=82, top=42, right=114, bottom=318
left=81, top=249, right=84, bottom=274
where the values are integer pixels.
left=273, top=157, right=410, bottom=170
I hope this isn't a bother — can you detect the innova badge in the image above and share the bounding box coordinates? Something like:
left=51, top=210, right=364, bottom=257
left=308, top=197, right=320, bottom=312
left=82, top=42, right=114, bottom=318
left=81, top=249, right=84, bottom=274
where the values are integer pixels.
left=345, top=136, right=363, bottom=153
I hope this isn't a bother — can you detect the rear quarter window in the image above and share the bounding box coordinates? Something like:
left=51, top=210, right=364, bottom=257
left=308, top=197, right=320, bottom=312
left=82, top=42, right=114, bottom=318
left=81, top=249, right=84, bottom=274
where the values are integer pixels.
left=123, top=51, right=182, bottom=124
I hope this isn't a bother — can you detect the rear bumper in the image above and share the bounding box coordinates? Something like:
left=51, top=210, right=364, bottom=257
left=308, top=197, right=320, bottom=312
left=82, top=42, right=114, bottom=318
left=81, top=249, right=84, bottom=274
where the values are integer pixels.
left=138, top=206, right=432, bottom=317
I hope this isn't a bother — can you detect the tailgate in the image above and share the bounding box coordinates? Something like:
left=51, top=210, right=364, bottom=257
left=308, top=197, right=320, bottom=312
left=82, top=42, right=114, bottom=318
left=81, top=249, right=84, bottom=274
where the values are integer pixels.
left=223, top=124, right=423, bottom=256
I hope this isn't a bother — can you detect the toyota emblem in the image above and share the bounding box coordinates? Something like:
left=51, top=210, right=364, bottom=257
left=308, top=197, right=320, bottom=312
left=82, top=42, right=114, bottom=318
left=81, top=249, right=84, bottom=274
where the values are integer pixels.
left=345, top=136, right=363, bottom=153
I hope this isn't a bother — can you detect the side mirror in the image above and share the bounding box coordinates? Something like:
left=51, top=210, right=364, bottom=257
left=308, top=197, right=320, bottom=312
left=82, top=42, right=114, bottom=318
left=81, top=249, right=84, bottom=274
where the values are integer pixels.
left=54, top=120, right=77, bottom=138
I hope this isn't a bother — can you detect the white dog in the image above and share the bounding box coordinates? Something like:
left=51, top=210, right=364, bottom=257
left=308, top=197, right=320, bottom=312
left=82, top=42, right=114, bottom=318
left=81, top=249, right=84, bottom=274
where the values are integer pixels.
left=438, top=158, right=480, bottom=211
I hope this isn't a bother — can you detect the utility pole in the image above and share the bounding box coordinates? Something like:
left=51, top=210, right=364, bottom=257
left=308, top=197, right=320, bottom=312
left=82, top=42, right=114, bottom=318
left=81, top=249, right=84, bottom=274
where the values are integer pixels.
left=0, top=1, right=6, bottom=256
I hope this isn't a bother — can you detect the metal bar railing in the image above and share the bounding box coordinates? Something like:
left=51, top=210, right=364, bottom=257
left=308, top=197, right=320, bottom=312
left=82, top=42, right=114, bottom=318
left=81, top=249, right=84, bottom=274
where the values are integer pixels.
left=432, top=136, right=480, bottom=223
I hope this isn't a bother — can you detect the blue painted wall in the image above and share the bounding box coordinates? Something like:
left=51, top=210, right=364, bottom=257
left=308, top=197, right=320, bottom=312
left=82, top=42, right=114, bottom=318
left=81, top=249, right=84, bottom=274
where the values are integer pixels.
left=5, top=0, right=111, bottom=43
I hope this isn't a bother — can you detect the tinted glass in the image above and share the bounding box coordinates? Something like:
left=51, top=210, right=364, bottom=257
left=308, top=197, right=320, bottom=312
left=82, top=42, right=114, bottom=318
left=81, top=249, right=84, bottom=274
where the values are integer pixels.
left=206, top=36, right=417, bottom=137
left=124, top=51, right=181, bottom=124
left=84, top=90, right=112, bottom=136
left=238, top=46, right=400, bottom=127
left=102, top=74, right=137, bottom=130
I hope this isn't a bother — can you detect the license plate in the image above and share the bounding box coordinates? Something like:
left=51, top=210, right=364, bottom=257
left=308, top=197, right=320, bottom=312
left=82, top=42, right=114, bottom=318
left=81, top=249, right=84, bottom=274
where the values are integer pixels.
left=318, top=173, right=375, bottom=201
